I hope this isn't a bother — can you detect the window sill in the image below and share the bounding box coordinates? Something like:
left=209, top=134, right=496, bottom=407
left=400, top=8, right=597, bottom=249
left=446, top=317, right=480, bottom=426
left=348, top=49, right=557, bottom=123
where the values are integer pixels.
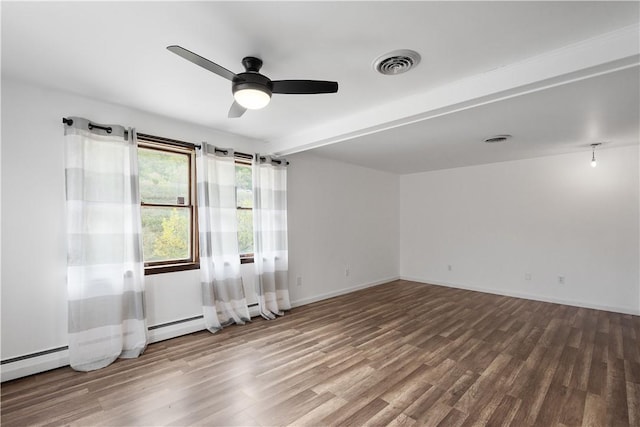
left=144, top=262, right=200, bottom=275
left=145, top=257, right=252, bottom=275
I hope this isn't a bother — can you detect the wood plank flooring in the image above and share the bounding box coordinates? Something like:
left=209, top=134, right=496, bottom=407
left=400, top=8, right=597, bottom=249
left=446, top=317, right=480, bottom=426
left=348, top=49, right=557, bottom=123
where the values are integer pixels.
left=2, top=280, right=639, bottom=426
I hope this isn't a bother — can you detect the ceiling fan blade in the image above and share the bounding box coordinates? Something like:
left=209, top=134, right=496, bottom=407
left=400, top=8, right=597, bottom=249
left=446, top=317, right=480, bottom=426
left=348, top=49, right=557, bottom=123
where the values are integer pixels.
left=272, top=80, right=338, bottom=94
left=228, top=101, right=247, bottom=118
left=167, top=45, right=237, bottom=81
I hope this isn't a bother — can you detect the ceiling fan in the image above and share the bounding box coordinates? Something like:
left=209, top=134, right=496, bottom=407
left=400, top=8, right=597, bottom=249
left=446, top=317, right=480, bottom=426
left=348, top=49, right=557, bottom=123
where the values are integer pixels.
left=167, top=45, right=339, bottom=118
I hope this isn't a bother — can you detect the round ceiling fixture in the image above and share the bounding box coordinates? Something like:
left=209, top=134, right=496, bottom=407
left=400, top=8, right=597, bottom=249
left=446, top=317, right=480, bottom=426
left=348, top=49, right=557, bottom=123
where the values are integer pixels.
left=373, top=49, right=421, bottom=75
left=232, top=57, right=273, bottom=110
left=483, top=135, right=512, bottom=144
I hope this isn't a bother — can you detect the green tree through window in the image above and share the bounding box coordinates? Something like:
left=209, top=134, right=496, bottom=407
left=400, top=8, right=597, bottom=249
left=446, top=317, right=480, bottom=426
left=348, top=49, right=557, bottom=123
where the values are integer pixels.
left=153, top=208, right=189, bottom=260
left=236, top=161, right=254, bottom=260
left=138, top=139, right=196, bottom=272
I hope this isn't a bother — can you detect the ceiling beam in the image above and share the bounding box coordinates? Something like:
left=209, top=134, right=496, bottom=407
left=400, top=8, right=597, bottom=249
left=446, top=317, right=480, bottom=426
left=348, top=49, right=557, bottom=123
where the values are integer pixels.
left=269, top=24, right=640, bottom=156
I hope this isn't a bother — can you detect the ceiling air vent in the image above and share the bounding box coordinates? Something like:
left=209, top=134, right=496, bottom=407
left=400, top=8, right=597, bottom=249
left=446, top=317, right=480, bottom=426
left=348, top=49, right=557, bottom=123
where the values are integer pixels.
left=373, top=50, right=421, bottom=75
left=483, top=135, right=512, bottom=144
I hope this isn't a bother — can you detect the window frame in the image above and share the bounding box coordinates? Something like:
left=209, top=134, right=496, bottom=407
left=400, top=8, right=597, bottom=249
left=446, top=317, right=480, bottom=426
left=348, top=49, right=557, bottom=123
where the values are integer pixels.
left=236, top=158, right=255, bottom=264
left=138, top=136, right=199, bottom=275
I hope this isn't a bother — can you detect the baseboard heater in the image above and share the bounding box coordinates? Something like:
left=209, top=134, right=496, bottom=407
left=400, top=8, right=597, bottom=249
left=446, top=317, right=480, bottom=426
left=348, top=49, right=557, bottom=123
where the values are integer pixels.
left=1, top=346, right=69, bottom=365
left=147, top=315, right=204, bottom=331
left=2, top=304, right=260, bottom=365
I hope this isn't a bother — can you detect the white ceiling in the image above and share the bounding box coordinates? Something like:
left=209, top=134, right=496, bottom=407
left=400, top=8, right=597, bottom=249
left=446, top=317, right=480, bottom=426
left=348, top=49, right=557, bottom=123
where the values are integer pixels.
left=2, top=1, right=639, bottom=173
left=313, top=65, right=640, bottom=173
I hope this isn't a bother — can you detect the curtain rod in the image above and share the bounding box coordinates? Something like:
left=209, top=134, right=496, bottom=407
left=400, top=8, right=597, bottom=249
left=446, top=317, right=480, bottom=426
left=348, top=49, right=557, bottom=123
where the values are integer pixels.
left=136, top=132, right=256, bottom=160
left=62, top=118, right=288, bottom=165
left=62, top=117, right=116, bottom=134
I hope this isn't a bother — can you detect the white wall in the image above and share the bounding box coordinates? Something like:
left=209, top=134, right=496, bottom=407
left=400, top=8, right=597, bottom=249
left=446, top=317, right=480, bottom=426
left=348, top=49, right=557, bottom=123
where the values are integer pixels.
left=287, top=152, right=400, bottom=306
left=399, top=145, right=640, bottom=315
left=1, top=79, right=401, bottom=380
left=0, top=78, right=261, bottom=380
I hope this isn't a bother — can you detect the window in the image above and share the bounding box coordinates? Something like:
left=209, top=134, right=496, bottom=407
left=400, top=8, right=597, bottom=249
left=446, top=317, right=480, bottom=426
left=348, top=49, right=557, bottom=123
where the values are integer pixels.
left=138, top=136, right=198, bottom=274
left=137, top=134, right=254, bottom=273
left=236, top=159, right=254, bottom=263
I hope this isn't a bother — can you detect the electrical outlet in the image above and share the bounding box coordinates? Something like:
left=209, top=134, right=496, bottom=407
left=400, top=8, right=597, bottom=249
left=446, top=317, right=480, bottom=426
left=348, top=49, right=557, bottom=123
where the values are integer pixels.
left=296, top=276, right=302, bottom=287
left=447, top=265, right=452, bottom=272
left=345, top=266, right=350, bottom=277
left=558, top=275, right=565, bottom=285
left=525, top=273, right=532, bottom=281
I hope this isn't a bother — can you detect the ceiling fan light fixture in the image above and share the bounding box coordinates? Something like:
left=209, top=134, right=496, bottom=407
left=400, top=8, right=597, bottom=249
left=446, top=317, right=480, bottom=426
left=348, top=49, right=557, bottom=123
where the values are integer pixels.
left=233, top=87, right=271, bottom=109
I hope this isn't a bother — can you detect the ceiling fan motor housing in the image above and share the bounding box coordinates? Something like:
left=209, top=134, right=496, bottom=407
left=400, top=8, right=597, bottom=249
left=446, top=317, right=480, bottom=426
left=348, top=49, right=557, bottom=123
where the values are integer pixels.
left=232, top=72, right=273, bottom=97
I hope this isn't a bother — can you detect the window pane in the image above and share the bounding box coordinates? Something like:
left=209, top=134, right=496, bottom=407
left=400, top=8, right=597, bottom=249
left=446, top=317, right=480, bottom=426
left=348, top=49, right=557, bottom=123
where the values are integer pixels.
left=139, top=148, right=189, bottom=205
left=236, top=163, right=253, bottom=208
left=141, top=206, right=191, bottom=262
left=237, top=209, right=254, bottom=255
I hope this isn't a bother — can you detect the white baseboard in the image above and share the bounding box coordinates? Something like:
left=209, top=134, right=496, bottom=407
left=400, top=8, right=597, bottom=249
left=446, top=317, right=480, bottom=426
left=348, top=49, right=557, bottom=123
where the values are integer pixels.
left=400, top=275, right=640, bottom=316
left=291, top=276, right=400, bottom=308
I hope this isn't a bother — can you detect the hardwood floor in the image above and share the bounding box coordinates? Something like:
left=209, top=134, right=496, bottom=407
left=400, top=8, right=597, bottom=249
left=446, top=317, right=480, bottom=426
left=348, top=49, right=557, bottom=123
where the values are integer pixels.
left=2, top=280, right=639, bottom=426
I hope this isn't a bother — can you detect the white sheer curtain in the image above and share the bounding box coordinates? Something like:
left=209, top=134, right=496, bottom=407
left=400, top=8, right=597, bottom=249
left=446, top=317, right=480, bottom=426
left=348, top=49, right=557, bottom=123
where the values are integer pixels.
left=197, top=142, right=250, bottom=332
left=253, top=156, right=291, bottom=319
left=64, top=117, right=147, bottom=372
